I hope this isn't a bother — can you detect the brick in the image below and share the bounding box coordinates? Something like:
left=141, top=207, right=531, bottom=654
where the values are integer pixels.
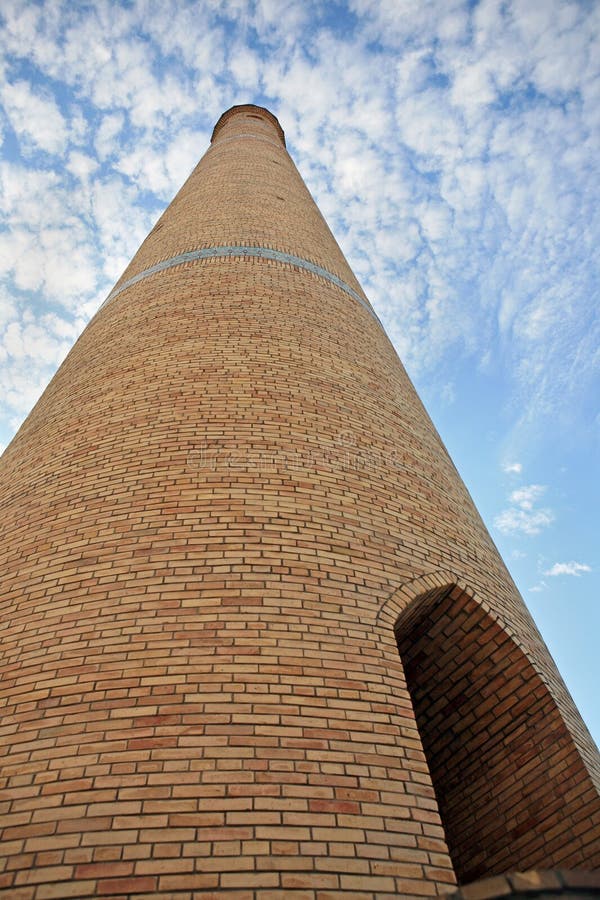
left=509, top=871, right=563, bottom=892
left=36, top=882, right=97, bottom=899
left=14, top=866, right=73, bottom=885
left=75, top=862, right=134, bottom=878
left=221, top=872, right=279, bottom=888
left=281, top=872, right=339, bottom=889
left=457, top=875, right=512, bottom=899
left=559, top=870, right=600, bottom=889
left=96, top=875, right=157, bottom=894
left=158, top=874, right=219, bottom=890
left=0, top=889, right=35, bottom=900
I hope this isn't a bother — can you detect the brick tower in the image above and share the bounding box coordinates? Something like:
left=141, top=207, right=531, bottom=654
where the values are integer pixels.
left=1, top=105, right=599, bottom=899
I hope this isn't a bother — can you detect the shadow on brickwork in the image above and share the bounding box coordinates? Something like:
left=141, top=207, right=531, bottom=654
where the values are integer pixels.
left=396, top=584, right=600, bottom=881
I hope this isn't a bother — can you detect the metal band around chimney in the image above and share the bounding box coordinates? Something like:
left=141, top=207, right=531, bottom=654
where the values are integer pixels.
left=100, top=245, right=382, bottom=327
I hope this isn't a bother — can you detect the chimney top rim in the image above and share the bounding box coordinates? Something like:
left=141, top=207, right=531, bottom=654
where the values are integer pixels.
left=211, top=105, right=286, bottom=147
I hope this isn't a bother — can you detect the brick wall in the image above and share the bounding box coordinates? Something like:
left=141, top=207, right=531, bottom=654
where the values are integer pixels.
left=1, top=105, right=598, bottom=898
left=397, top=586, right=600, bottom=882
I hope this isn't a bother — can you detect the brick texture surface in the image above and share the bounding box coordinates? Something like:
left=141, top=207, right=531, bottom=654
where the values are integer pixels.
left=397, top=588, right=600, bottom=882
left=445, top=868, right=600, bottom=898
left=1, top=105, right=599, bottom=898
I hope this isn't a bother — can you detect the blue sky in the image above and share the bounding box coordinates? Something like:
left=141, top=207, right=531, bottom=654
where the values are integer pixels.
left=0, top=0, right=598, bottom=745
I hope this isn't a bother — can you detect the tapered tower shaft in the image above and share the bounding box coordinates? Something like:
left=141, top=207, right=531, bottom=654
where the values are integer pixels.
left=1, top=105, right=599, bottom=899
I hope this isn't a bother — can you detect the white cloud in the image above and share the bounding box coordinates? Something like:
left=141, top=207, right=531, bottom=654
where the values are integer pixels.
left=67, top=151, right=98, bottom=180
left=529, top=582, right=547, bottom=593
left=502, top=461, right=523, bottom=474
left=94, top=112, right=125, bottom=160
left=418, top=200, right=453, bottom=243
left=2, top=319, right=70, bottom=364
left=440, top=382, right=455, bottom=405
left=142, top=3, right=225, bottom=71
left=495, top=506, right=554, bottom=537
left=450, top=59, right=497, bottom=114
left=349, top=0, right=467, bottom=50
left=0, top=161, right=100, bottom=310
left=0, top=306, right=86, bottom=435
left=494, top=484, right=554, bottom=536
left=544, top=562, right=592, bottom=577
left=1, top=80, right=68, bottom=155
left=89, top=177, right=154, bottom=283
left=115, top=128, right=205, bottom=200
left=229, top=46, right=261, bottom=89
left=509, top=484, right=545, bottom=511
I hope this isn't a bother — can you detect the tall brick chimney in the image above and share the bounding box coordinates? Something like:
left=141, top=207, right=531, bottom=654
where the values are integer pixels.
left=1, top=105, right=599, bottom=898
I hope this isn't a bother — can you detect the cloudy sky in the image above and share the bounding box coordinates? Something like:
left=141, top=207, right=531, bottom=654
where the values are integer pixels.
left=0, top=0, right=598, bottom=744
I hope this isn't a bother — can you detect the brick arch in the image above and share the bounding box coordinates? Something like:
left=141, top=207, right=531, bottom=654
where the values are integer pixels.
left=376, top=569, right=515, bottom=646
left=390, top=580, right=600, bottom=884
left=377, top=569, right=465, bottom=624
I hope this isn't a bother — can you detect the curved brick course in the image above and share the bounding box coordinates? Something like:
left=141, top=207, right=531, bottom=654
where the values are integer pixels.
left=0, top=105, right=598, bottom=898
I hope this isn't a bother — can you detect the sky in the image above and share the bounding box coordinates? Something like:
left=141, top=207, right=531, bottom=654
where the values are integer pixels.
left=0, top=0, right=598, bottom=746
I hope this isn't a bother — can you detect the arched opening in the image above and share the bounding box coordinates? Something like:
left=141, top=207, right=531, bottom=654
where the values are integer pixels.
left=395, top=584, right=600, bottom=884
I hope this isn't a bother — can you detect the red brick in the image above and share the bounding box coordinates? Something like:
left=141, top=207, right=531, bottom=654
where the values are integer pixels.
left=96, top=875, right=157, bottom=894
